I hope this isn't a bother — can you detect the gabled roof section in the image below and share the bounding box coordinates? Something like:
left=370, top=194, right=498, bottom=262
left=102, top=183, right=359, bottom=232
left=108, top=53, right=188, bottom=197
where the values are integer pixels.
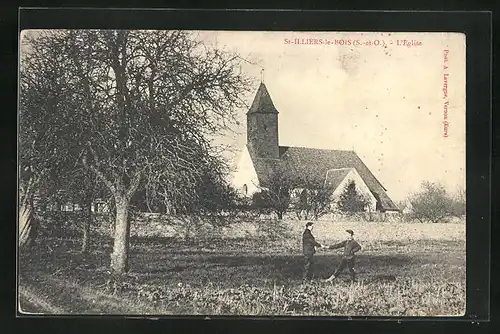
left=277, top=146, right=399, bottom=211
left=278, top=146, right=357, bottom=187
left=247, top=143, right=399, bottom=211
left=325, top=168, right=353, bottom=190
left=247, top=83, right=279, bottom=115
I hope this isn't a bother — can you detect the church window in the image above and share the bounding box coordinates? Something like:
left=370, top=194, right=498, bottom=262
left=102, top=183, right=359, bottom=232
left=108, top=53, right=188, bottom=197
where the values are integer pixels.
left=242, top=184, right=248, bottom=195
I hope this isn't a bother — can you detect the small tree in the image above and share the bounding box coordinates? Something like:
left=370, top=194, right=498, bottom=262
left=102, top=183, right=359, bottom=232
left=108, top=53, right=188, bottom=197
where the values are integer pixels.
left=302, top=186, right=335, bottom=220
left=337, top=180, right=368, bottom=215
left=253, top=163, right=296, bottom=220
left=288, top=171, right=336, bottom=220
left=408, top=181, right=454, bottom=224
left=363, top=195, right=376, bottom=222
left=291, top=189, right=309, bottom=220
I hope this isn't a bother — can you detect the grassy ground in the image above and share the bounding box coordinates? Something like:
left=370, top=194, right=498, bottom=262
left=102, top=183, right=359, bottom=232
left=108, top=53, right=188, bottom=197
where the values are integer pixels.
left=18, top=218, right=466, bottom=316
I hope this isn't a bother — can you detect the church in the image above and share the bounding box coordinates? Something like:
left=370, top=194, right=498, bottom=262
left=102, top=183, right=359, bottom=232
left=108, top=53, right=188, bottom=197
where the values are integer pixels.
left=231, top=83, right=399, bottom=213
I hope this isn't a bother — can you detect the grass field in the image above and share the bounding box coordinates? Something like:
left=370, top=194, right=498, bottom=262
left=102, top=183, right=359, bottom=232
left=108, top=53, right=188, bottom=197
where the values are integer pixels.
left=18, top=218, right=466, bottom=316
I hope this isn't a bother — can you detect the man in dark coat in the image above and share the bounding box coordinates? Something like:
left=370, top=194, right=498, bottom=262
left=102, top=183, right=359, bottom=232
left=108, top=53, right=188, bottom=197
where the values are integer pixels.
left=324, top=229, right=362, bottom=282
left=302, top=222, right=324, bottom=282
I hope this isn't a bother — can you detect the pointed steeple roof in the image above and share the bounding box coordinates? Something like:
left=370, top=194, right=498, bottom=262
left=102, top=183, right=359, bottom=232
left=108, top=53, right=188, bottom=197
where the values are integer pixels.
left=247, top=83, right=279, bottom=115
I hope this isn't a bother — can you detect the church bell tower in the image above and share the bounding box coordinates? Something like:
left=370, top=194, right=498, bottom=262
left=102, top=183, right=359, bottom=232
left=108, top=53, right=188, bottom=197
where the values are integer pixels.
left=246, top=83, right=280, bottom=159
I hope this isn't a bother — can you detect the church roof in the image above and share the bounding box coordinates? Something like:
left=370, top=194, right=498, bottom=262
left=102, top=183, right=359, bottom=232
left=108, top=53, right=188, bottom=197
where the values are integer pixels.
left=249, top=145, right=399, bottom=212
left=247, top=83, right=279, bottom=115
left=325, top=168, right=353, bottom=190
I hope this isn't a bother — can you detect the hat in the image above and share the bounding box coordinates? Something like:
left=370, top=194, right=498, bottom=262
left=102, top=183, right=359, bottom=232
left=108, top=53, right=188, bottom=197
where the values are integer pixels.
left=306, top=222, right=314, bottom=227
left=345, top=229, right=354, bottom=235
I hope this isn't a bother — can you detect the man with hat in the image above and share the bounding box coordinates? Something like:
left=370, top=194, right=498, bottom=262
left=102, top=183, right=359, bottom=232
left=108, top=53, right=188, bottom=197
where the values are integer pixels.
left=302, top=221, right=325, bottom=282
left=324, top=229, right=362, bottom=282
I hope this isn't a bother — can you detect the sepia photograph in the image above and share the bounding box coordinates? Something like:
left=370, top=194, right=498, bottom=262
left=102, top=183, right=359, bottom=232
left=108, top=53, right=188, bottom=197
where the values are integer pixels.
left=18, top=29, right=466, bottom=316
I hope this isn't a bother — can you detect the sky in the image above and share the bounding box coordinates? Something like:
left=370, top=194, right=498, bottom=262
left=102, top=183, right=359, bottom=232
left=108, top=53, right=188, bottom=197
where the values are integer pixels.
left=197, top=31, right=466, bottom=202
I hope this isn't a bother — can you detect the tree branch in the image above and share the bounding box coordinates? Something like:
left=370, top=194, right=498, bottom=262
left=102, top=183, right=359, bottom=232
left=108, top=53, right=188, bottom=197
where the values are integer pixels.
left=82, top=149, right=116, bottom=193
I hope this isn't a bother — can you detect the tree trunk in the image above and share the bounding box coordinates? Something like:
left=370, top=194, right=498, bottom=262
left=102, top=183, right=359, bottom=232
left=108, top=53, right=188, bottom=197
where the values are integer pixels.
left=277, top=211, right=283, bottom=220
left=83, top=158, right=142, bottom=274
left=19, top=200, right=36, bottom=249
left=124, top=208, right=132, bottom=273
left=19, top=173, right=43, bottom=249
left=110, top=195, right=131, bottom=274
left=81, top=200, right=92, bottom=254
left=81, top=173, right=96, bottom=254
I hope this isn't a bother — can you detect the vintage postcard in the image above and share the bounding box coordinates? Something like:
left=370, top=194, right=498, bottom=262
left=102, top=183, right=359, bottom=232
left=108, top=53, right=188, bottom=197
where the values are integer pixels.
left=18, top=30, right=465, bottom=316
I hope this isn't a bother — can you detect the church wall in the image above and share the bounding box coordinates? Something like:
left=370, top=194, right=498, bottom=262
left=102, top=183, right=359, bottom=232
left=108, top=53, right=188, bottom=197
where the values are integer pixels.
left=230, top=146, right=260, bottom=197
left=331, top=169, right=378, bottom=212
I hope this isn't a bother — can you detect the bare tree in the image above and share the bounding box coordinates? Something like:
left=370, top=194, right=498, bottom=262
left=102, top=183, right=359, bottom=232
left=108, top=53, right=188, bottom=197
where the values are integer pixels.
left=254, top=166, right=336, bottom=221
left=20, top=30, right=253, bottom=273
left=307, top=186, right=335, bottom=220
left=291, top=183, right=335, bottom=220
left=408, top=181, right=454, bottom=224
left=253, top=163, right=297, bottom=220
left=291, top=189, right=309, bottom=220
